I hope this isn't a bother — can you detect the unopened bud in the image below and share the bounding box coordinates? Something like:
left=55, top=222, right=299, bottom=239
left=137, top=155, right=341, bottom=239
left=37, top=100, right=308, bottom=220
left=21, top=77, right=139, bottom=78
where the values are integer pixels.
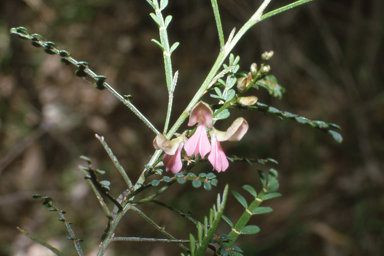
left=237, top=96, right=258, bottom=106
left=237, top=72, right=253, bottom=93
left=250, top=63, right=257, bottom=77
left=261, top=51, right=274, bottom=61
left=260, top=65, right=271, bottom=75
left=237, top=76, right=247, bottom=93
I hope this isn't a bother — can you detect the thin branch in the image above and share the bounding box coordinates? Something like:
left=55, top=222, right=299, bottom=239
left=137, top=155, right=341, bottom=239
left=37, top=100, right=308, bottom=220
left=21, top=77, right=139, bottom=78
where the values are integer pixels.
left=110, top=237, right=190, bottom=243
left=17, top=227, right=65, bottom=256
left=147, top=199, right=199, bottom=226
left=260, top=0, right=314, bottom=21
left=211, top=0, right=225, bottom=48
left=78, top=166, right=112, bottom=218
left=9, top=28, right=160, bottom=135
left=131, top=206, right=190, bottom=251
left=95, top=134, right=132, bottom=188
left=78, top=165, right=123, bottom=212
left=164, top=71, right=179, bottom=134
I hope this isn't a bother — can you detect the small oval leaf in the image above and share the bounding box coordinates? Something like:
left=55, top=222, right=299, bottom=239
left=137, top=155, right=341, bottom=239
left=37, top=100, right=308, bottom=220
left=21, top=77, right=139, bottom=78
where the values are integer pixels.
left=221, top=215, right=233, bottom=228
left=192, top=180, right=202, bottom=188
left=240, top=225, right=260, bottom=235
left=261, top=192, right=281, bottom=200
left=204, top=182, right=212, bottom=190
left=225, top=89, right=236, bottom=102
left=328, top=130, right=343, bottom=143
left=163, top=176, right=172, bottom=182
left=231, top=191, right=248, bottom=209
left=170, top=42, right=179, bottom=53
left=215, top=109, right=230, bottom=120
left=99, top=180, right=110, bottom=186
left=242, top=185, right=257, bottom=197
left=151, top=179, right=160, bottom=186
left=252, top=206, right=273, bottom=215
left=177, top=177, right=186, bottom=184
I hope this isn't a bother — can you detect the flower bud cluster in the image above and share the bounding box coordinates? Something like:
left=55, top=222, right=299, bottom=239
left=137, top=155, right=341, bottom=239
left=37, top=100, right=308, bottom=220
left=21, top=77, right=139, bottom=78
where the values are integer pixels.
left=261, top=51, right=274, bottom=61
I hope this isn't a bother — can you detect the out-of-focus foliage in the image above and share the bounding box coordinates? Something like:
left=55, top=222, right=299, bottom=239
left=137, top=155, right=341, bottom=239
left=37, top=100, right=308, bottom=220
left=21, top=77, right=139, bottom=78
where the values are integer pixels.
left=0, top=0, right=383, bottom=255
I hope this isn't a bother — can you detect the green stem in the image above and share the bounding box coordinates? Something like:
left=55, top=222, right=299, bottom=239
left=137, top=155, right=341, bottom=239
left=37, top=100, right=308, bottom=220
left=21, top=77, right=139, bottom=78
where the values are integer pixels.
left=132, top=206, right=190, bottom=251
left=97, top=203, right=134, bottom=256
left=260, top=0, right=314, bottom=21
left=211, top=0, right=225, bottom=48
left=80, top=65, right=160, bottom=135
left=154, top=6, right=174, bottom=91
left=110, top=237, right=190, bottom=243
left=225, top=0, right=271, bottom=53
left=226, top=190, right=266, bottom=247
left=95, top=134, right=132, bottom=188
left=78, top=166, right=112, bottom=218
left=164, top=71, right=179, bottom=133
left=17, top=227, right=65, bottom=256
left=165, top=0, right=272, bottom=139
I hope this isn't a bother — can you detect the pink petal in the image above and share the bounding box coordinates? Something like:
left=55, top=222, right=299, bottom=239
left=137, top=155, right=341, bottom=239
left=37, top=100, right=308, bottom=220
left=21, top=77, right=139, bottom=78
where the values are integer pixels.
left=163, top=143, right=183, bottom=174
left=208, top=134, right=229, bottom=172
left=188, top=101, right=213, bottom=128
left=184, top=124, right=211, bottom=158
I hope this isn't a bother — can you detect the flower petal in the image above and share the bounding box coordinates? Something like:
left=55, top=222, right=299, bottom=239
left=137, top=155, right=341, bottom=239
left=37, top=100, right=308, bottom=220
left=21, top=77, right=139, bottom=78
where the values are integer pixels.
left=208, top=134, right=229, bottom=172
left=188, top=101, right=213, bottom=128
left=184, top=124, right=211, bottom=158
left=153, top=134, right=181, bottom=155
left=163, top=143, right=183, bottom=174
left=225, top=117, right=249, bottom=141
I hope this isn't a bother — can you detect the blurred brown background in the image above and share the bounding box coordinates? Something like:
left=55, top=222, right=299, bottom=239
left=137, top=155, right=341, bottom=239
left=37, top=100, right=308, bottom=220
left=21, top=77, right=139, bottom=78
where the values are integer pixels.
left=0, top=0, right=383, bottom=255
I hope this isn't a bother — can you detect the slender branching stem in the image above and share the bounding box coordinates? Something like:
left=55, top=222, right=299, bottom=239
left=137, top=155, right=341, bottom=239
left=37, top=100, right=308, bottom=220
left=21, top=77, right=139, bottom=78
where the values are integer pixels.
left=78, top=166, right=112, bottom=218
left=260, top=0, right=314, bottom=21
left=131, top=206, right=190, bottom=251
left=17, top=227, right=65, bottom=256
left=95, top=134, right=132, bottom=188
left=211, top=0, right=225, bottom=48
left=97, top=203, right=134, bottom=256
left=110, top=237, right=190, bottom=243
left=164, top=71, right=179, bottom=134
left=155, top=9, right=174, bottom=91
left=226, top=190, right=266, bottom=247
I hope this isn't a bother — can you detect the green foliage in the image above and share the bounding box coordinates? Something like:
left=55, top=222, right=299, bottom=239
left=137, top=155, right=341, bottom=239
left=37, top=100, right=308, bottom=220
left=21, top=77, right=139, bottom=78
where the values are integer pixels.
left=27, top=195, right=84, bottom=256
left=9, top=1, right=341, bottom=255
left=255, top=75, right=285, bottom=99
left=232, top=102, right=343, bottom=143
left=190, top=185, right=228, bottom=256
left=150, top=172, right=218, bottom=191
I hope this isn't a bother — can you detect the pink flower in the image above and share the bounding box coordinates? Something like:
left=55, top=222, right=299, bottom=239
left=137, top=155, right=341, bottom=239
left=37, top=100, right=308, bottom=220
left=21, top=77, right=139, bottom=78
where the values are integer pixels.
left=162, top=143, right=184, bottom=174
left=153, top=134, right=186, bottom=174
left=208, top=134, right=229, bottom=172
left=184, top=102, right=212, bottom=158
left=208, top=117, right=249, bottom=172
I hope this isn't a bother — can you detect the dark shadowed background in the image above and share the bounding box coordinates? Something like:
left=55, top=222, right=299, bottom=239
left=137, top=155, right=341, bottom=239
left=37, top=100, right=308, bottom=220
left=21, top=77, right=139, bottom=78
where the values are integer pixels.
left=0, top=0, right=383, bottom=255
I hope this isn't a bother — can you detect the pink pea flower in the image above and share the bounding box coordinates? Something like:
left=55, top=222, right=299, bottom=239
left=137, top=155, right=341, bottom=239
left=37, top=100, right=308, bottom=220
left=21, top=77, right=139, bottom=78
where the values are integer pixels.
left=184, top=101, right=213, bottom=158
left=162, top=143, right=184, bottom=174
left=153, top=134, right=186, bottom=174
left=208, top=117, right=249, bottom=172
left=208, top=133, right=229, bottom=172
